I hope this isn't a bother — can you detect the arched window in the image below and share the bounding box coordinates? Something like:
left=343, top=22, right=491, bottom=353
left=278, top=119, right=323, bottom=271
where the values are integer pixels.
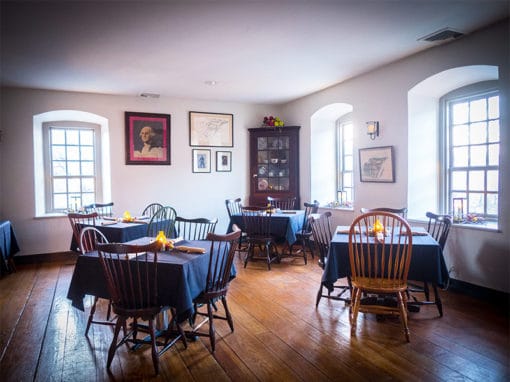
left=408, top=65, right=499, bottom=228
left=33, top=110, right=111, bottom=216
left=310, top=103, right=353, bottom=206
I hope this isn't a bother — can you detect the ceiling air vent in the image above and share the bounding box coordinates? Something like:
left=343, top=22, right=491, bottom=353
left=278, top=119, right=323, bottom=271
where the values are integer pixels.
left=418, top=27, right=463, bottom=42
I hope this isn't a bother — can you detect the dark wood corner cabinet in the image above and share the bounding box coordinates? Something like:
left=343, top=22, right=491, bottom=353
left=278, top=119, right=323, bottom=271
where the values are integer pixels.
left=248, top=126, right=300, bottom=207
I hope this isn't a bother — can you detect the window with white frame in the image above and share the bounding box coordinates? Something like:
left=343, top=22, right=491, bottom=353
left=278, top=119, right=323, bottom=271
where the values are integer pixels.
left=336, top=120, right=354, bottom=206
left=43, top=121, right=102, bottom=213
left=442, top=84, right=499, bottom=223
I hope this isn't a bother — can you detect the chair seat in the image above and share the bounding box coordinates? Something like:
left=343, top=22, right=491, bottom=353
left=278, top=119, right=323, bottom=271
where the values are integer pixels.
left=352, top=278, right=408, bottom=293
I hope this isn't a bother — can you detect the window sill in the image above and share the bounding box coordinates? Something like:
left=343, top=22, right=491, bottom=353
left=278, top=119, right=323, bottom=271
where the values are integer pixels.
left=407, top=217, right=500, bottom=233
left=319, top=205, right=354, bottom=212
left=34, top=213, right=67, bottom=219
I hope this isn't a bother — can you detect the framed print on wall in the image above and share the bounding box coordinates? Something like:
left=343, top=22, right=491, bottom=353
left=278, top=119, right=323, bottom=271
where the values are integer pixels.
left=216, top=151, right=232, bottom=172
left=192, top=149, right=211, bottom=173
left=125, top=111, right=171, bottom=165
left=189, top=111, right=233, bottom=147
left=359, top=146, right=395, bottom=182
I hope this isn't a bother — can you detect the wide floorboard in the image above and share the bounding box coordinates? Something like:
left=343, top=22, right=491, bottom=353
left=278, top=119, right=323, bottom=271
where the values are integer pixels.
left=1, top=254, right=508, bottom=381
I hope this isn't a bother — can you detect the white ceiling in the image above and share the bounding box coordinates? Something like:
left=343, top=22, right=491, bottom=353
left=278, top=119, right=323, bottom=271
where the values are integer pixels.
left=1, top=1, right=508, bottom=104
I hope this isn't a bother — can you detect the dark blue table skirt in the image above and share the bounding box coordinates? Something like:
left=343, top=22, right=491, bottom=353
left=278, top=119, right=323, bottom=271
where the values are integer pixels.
left=0, top=220, right=20, bottom=275
left=67, top=237, right=235, bottom=322
left=322, top=226, right=449, bottom=291
left=228, top=210, right=305, bottom=245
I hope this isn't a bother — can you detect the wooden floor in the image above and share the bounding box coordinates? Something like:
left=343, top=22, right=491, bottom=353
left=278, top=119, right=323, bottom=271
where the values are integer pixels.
left=1, top=253, right=509, bottom=382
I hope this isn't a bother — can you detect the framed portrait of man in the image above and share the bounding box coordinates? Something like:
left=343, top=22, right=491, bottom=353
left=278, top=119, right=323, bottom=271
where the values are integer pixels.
left=125, top=111, right=171, bottom=165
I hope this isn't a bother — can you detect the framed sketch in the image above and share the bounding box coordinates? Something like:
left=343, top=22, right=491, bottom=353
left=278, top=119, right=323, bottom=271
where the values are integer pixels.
left=192, top=149, right=211, bottom=173
left=359, top=146, right=395, bottom=182
left=216, top=151, right=232, bottom=172
left=189, top=111, right=233, bottom=147
left=125, top=111, right=171, bottom=165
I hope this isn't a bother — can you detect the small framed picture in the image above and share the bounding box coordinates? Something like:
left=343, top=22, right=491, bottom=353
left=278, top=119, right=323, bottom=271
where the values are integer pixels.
left=359, top=146, right=395, bottom=182
left=125, top=111, right=171, bottom=165
left=192, top=149, right=211, bottom=173
left=216, top=151, right=232, bottom=172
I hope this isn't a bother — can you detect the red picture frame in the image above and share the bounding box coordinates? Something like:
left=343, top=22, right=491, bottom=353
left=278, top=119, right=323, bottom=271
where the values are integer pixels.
left=125, top=111, right=171, bottom=165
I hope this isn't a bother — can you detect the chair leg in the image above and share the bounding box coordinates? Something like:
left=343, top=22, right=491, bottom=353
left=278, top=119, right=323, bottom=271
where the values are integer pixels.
left=148, top=319, right=159, bottom=375
left=221, top=296, right=234, bottom=332
left=350, top=287, right=361, bottom=336
left=85, top=296, right=99, bottom=336
left=207, top=302, right=216, bottom=351
left=107, top=317, right=124, bottom=369
left=424, top=282, right=430, bottom=301
left=397, top=291, right=410, bottom=342
left=432, top=284, right=443, bottom=317
left=265, top=243, right=272, bottom=270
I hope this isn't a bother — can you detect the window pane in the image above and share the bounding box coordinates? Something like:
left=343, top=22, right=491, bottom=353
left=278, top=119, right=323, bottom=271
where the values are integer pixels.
left=470, top=145, right=486, bottom=166
left=53, top=194, right=68, bottom=209
left=452, top=146, right=468, bottom=167
left=68, top=178, right=81, bottom=193
left=344, top=142, right=353, bottom=155
left=66, top=130, right=79, bottom=145
left=67, top=146, right=80, bottom=161
left=452, top=124, right=468, bottom=146
left=67, top=162, right=80, bottom=176
left=469, top=98, right=486, bottom=122
left=469, top=170, right=484, bottom=191
left=487, top=194, right=498, bottom=215
left=51, top=146, right=66, bottom=161
left=488, top=120, right=499, bottom=142
left=487, top=170, right=498, bottom=192
left=469, top=122, right=486, bottom=144
left=344, top=155, right=353, bottom=171
left=452, top=102, right=468, bottom=124
left=51, top=129, right=65, bottom=144
left=257, top=137, right=267, bottom=150
left=81, top=146, right=94, bottom=161
left=82, top=178, right=95, bottom=193
left=488, top=96, right=499, bottom=119
left=488, top=144, right=499, bottom=166
left=81, top=161, right=94, bottom=176
left=451, top=171, right=466, bottom=190
left=80, top=130, right=94, bottom=145
left=53, top=178, right=67, bottom=193
left=468, top=193, right=484, bottom=214
left=82, top=193, right=95, bottom=206
left=343, top=172, right=352, bottom=187
left=52, top=161, right=67, bottom=176
left=344, top=124, right=353, bottom=140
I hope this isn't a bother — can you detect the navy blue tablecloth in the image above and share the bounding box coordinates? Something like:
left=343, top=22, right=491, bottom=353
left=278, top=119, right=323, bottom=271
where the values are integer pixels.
left=0, top=220, right=20, bottom=274
left=322, top=226, right=449, bottom=291
left=69, top=219, right=150, bottom=251
left=228, top=210, right=305, bottom=245
left=66, top=237, right=235, bottom=321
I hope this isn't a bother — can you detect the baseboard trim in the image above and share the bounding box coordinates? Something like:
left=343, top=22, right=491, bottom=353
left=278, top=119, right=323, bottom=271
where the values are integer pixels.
left=448, top=278, right=509, bottom=314
left=14, top=251, right=78, bottom=265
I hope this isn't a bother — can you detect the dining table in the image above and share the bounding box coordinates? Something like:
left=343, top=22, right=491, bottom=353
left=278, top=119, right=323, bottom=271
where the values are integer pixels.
left=69, top=217, right=152, bottom=252
left=227, top=209, right=305, bottom=246
left=67, top=237, right=235, bottom=322
left=322, top=225, right=449, bottom=294
left=0, top=220, right=20, bottom=275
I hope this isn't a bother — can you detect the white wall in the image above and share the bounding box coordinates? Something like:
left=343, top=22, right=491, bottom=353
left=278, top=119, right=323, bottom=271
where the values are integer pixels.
left=0, top=88, right=277, bottom=255
left=281, top=20, right=510, bottom=293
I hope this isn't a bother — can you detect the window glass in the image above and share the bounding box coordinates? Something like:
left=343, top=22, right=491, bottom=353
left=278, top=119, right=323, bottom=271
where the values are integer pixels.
left=44, top=124, right=100, bottom=213
left=446, top=89, right=499, bottom=221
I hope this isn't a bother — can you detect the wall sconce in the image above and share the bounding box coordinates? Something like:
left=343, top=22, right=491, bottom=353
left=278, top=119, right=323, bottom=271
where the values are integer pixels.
left=366, top=121, right=379, bottom=140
